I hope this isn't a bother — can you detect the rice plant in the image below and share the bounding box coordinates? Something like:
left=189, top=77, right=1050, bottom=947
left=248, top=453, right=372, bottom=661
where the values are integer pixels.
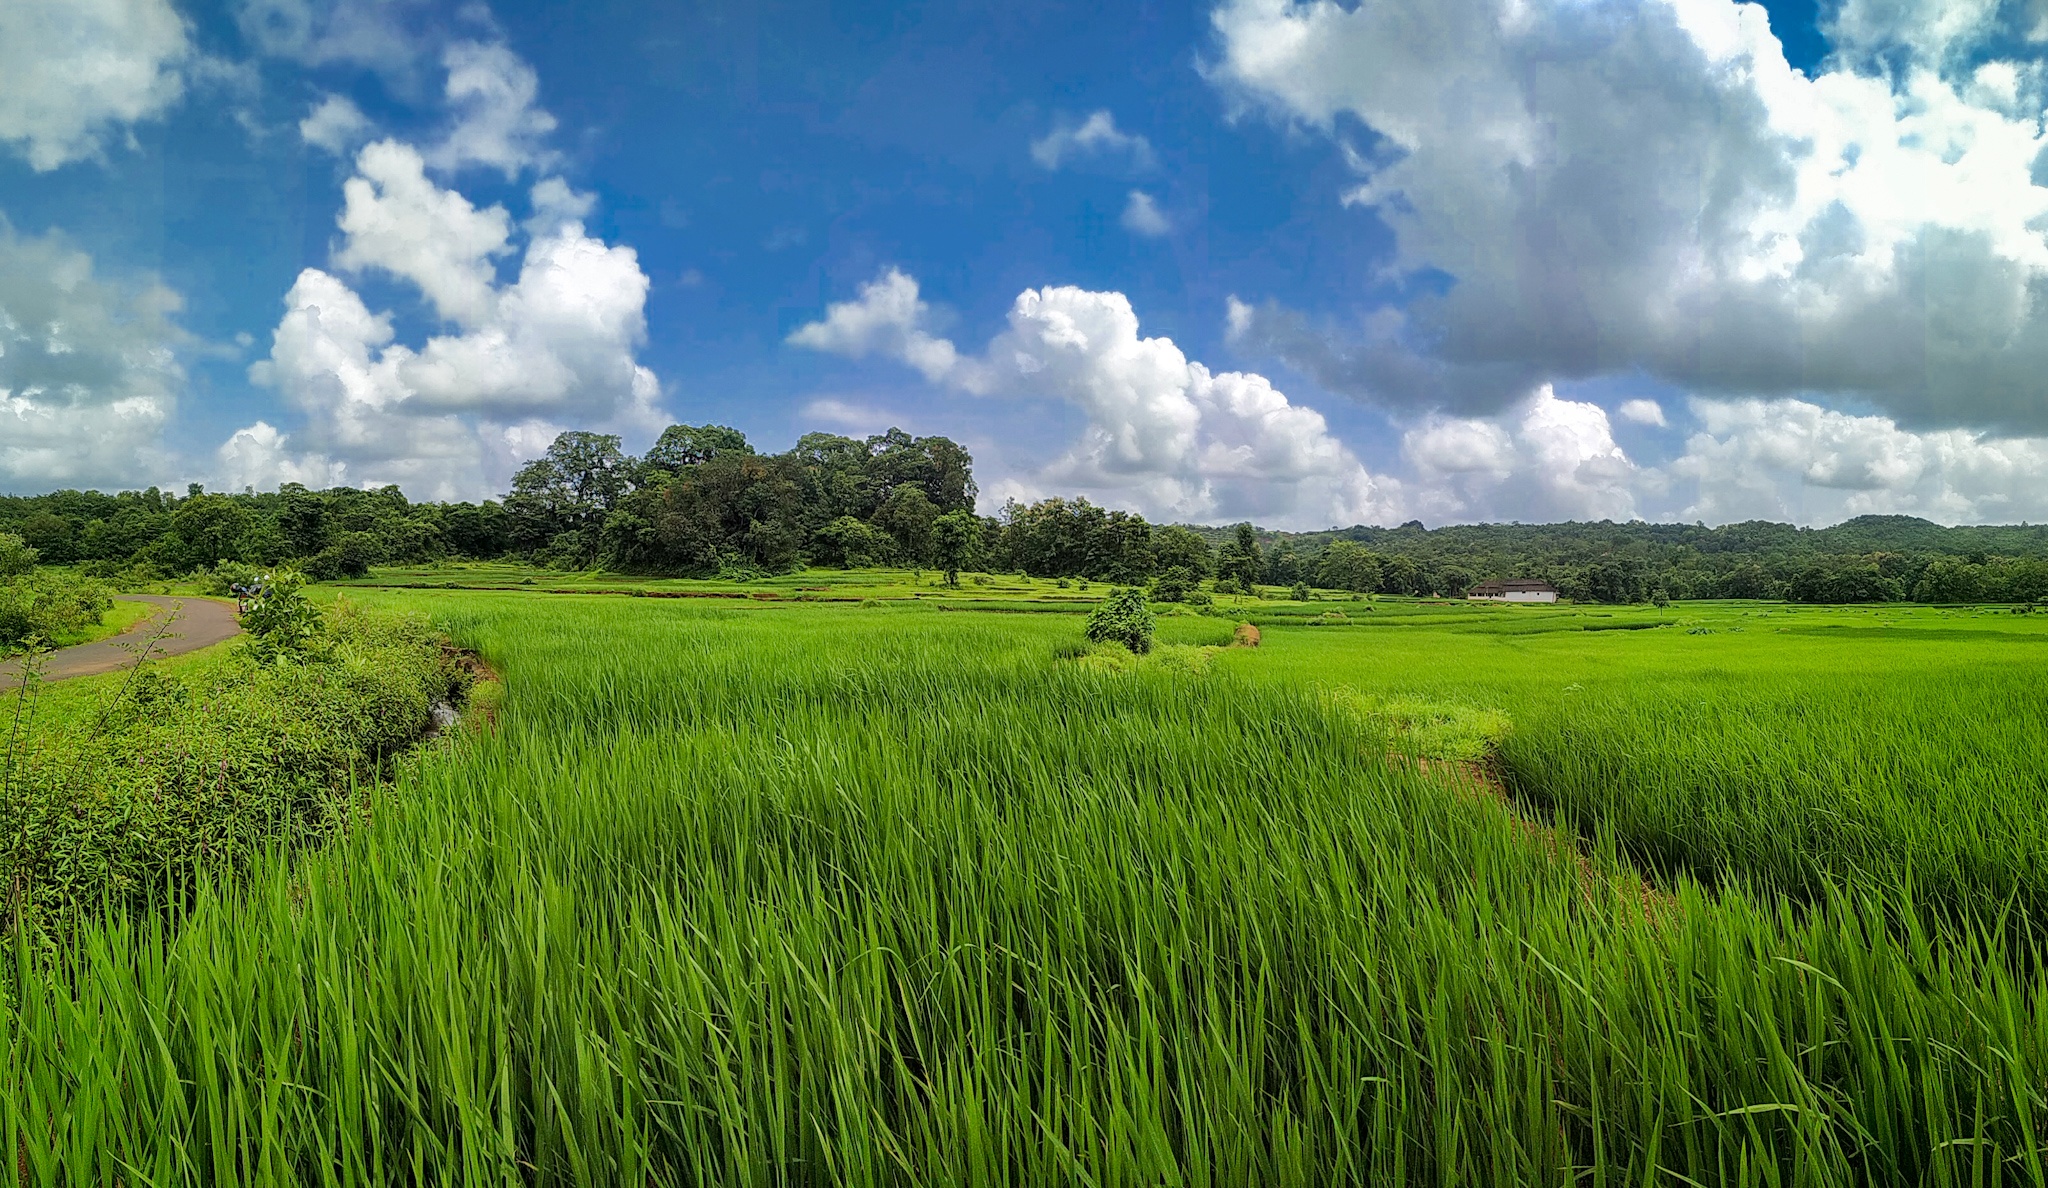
left=5, top=593, right=2048, bottom=1184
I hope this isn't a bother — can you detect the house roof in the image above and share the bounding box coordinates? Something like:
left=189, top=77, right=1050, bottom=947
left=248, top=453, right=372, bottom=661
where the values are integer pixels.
left=1470, top=578, right=1559, bottom=594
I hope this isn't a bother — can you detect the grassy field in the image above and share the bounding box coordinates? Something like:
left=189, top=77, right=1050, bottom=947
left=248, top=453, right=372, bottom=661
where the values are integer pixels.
left=1246, top=600, right=2048, bottom=917
left=6, top=580, right=2048, bottom=1184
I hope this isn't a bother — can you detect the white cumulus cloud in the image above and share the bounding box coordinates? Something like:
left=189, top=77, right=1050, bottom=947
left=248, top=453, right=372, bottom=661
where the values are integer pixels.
left=786, top=268, right=964, bottom=384
left=0, top=223, right=182, bottom=490
left=333, top=139, right=513, bottom=327
left=247, top=199, right=660, bottom=495
left=1660, top=397, right=2048, bottom=524
left=790, top=268, right=1401, bottom=528
left=1122, top=190, right=1171, bottom=237
left=299, top=93, right=372, bottom=155
left=1403, top=386, right=1639, bottom=522
left=427, top=41, right=559, bottom=176
left=1618, top=398, right=1668, bottom=427
left=239, top=49, right=660, bottom=501
left=1030, top=110, right=1156, bottom=172
left=0, top=0, right=190, bottom=171
left=1210, top=0, right=2048, bottom=436
left=216, top=421, right=348, bottom=492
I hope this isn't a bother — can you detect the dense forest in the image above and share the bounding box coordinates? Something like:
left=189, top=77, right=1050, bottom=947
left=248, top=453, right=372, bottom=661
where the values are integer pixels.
left=5, top=423, right=2048, bottom=604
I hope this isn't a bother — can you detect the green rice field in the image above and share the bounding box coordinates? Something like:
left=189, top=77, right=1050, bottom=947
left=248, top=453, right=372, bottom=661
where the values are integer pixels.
left=7, top=580, right=2048, bottom=1185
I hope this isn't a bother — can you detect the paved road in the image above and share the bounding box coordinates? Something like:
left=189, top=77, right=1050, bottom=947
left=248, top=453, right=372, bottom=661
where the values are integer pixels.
left=0, top=595, right=243, bottom=685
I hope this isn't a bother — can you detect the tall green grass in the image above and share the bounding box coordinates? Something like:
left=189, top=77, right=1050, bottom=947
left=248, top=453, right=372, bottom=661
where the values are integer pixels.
left=6, top=595, right=2048, bottom=1184
left=1504, top=663, right=2048, bottom=920
left=1251, top=606, right=2048, bottom=920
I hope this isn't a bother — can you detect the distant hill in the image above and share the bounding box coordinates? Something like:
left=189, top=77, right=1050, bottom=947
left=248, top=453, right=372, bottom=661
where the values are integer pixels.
left=1183, top=514, right=2048, bottom=562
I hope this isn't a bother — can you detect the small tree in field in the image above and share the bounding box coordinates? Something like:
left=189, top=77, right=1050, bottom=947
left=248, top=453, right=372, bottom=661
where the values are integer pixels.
left=931, top=510, right=979, bottom=587
left=1085, top=587, right=1155, bottom=654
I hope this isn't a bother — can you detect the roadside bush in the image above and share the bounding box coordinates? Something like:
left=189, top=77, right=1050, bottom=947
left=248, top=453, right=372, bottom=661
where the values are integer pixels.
left=78, top=557, right=165, bottom=588
left=0, top=570, right=115, bottom=651
left=1084, top=587, right=1155, bottom=655
left=196, top=560, right=263, bottom=597
left=0, top=600, right=464, bottom=933
left=241, top=568, right=326, bottom=662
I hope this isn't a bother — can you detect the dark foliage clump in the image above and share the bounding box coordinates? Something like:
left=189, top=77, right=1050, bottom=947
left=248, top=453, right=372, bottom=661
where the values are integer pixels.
left=1084, top=587, right=1156, bottom=655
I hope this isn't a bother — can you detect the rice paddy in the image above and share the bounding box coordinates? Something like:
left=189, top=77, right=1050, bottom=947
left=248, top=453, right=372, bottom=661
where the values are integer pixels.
left=6, top=584, right=2048, bottom=1184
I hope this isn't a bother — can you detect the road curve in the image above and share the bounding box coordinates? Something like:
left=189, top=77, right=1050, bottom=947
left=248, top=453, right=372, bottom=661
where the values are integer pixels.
left=0, top=595, right=244, bottom=685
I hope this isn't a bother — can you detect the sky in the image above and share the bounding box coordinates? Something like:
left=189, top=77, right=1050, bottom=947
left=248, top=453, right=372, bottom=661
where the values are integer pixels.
left=6, top=0, right=2048, bottom=528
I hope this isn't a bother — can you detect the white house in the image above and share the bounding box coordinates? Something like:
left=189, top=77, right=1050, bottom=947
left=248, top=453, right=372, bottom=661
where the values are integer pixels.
left=1467, top=578, right=1560, bottom=603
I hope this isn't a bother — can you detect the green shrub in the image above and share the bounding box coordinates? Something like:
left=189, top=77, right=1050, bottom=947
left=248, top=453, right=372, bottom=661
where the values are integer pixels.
left=240, top=568, right=326, bottom=663
left=0, top=533, right=116, bottom=650
left=1084, top=587, right=1155, bottom=655
left=0, top=570, right=114, bottom=651
left=0, top=532, right=36, bottom=578
left=0, top=601, right=462, bottom=933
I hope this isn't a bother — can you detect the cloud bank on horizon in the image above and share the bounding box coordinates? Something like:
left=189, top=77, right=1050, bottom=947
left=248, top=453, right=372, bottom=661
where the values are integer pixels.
left=4, top=0, right=2048, bottom=528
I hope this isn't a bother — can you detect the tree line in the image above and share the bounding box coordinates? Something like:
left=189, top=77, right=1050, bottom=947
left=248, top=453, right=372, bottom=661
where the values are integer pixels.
left=5, top=423, right=2048, bottom=604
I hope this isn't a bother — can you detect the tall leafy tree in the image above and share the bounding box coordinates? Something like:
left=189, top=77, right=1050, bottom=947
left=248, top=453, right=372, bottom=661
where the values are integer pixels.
left=1216, top=523, right=1263, bottom=588
left=1316, top=541, right=1382, bottom=592
left=167, top=495, right=251, bottom=570
left=641, top=424, right=753, bottom=477
left=1152, top=525, right=1213, bottom=577
left=1380, top=554, right=1423, bottom=596
left=865, top=429, right=978, bottom=512
left=813, top=516, right=897, bottom=568
left=506, top=432, right=634, bottom=562
left=873, top=484, right=940, bottom=567
left=276, top=484, right=329, bottom=557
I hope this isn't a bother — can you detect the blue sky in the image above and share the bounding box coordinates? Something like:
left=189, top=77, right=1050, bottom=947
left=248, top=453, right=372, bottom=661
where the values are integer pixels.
left=6, top=0, right=2048, bottom=527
